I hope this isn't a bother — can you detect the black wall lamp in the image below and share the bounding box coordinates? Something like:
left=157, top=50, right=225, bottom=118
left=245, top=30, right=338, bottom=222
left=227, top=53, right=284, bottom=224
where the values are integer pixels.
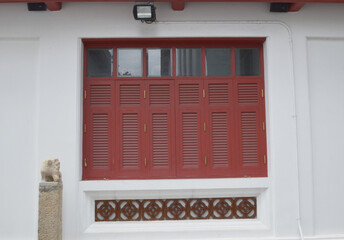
left=133, top=2, right=156, bottom=23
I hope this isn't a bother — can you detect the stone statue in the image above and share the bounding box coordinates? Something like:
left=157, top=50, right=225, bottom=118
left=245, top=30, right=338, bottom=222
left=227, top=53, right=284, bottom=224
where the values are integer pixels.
left=41, top=158, right=62, bottom=182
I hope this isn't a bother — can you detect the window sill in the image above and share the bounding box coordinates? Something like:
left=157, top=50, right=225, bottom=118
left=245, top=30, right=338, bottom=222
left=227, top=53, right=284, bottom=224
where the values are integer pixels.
left=85, top=219, right=268, bottom=234
left=79, top=177, right=269, bottom=194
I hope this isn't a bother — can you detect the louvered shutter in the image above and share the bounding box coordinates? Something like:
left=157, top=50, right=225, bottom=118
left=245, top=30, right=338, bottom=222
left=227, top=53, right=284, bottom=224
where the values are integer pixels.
left=146, top=81, right=175, bottom=177
left=176, top=80, right=204, bottom=177
left=204, top=80, right=234, bottom=177
left=115, top=81, right=145, bottom=178
left=83, top=81, right=114, bottom=179
left=236, top=79, right=267, bottom=177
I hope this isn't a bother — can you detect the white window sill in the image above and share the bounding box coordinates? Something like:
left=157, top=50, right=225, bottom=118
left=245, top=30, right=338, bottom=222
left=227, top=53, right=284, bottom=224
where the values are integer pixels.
left=85, top=219, right=268, bottom=234
left=79, top=177, right=270, bottom=196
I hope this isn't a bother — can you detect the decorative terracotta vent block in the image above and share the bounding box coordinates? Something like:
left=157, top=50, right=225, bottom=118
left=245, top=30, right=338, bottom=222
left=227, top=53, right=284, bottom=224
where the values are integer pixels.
left=95, top=197, right=256, bottom=221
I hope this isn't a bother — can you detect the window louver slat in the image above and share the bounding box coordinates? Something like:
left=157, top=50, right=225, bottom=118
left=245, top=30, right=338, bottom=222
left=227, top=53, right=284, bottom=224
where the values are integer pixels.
left=179, top=84, right=199, bottom=105
left=238, top=83, right=258, bottom=104
left=152, top=114, right=169, bottom=168
left=182, top=113, right=199, bottom=167
left=209, top=84, right=229, bottom=104
left=150, top=85, right=170, bottom=105
left=120, top=84, right=140, bottom=105
left=122, top=113, right=139, bottom=168
left=212, top=112, right=229, bottom=167
left=241, top=112, right=258, bottom=165
left=90, top=85, right=111, bottom=105
left=92, top=114, right=109, bottom=168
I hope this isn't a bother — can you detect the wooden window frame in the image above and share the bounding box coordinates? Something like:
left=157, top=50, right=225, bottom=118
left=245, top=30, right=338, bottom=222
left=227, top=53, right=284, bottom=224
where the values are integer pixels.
left=82, top=38, right=267, bottom=180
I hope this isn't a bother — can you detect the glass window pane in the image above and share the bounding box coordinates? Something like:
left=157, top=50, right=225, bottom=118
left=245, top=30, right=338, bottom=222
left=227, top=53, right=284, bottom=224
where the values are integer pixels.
left=206, top=48, right=231, bottom=76
left=87, top=48, right=113, bottom=77
left=117, top=49, right=143, bottom=77
left=176, top=48, right=202, bottom=77
left=235, top=48, right=260, bottom=76
left=147, top=48, right=172, bottom=77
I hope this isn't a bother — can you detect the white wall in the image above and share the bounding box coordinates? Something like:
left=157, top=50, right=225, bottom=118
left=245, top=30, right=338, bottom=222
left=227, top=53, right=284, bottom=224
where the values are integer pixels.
left=0, top=39, right=39, bottom=239
left=307, top=39, right=344, bottom=235
left=0, top=2, right=344, bottom=240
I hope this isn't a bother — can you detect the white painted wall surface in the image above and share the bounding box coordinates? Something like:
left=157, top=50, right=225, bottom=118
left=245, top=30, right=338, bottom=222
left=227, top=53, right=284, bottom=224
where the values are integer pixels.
left=0, top=2, right=343, bottom=240
left=307, top=39, right=344, bottom=235
left=0, top=39, right=39, bottom=239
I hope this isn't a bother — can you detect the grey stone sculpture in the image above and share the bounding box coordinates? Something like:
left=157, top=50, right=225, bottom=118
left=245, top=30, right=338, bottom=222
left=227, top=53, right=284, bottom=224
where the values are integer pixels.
left=40, top=158, right=62, bottom=182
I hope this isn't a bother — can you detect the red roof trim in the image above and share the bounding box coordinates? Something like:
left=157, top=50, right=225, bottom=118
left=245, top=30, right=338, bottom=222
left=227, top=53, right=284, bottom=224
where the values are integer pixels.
left=2, top=0, right=344, bottom=12
left=3, top=0, right=344, bottom=3
left=45, top=2, right=62, bottom=10
left=289, top=2, right=306, bottom=11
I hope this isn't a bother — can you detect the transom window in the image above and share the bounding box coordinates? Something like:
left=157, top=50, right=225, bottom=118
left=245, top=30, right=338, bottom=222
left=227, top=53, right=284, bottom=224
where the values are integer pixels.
left=83, top=38, right=267, bottom=180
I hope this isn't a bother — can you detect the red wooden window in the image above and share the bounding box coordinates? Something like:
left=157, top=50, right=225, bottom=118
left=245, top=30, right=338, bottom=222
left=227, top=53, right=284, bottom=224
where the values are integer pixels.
left=83, top=38, right=267, bottom=180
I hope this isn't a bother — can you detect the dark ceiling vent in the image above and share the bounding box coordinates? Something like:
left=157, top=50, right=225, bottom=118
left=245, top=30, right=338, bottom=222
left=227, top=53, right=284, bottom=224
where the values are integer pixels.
left=270, top=3, right=290, bottom=12
left=27, top=2, right=47, bottom=11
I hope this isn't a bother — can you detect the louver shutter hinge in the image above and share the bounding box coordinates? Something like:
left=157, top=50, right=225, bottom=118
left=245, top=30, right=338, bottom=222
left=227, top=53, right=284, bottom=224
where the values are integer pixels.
left=84, top=90, right=87, bottom=99
left=263, top=122, right=265, bottom=131
left=205, top=156, right=207, bottom=166
left=144, top=157, right=147, bottom=168
left=203, top=122, right=206, bottom=132
left=203, top=89, right=206, bottom=98
left=261, top=89, right=264, bottom=98
left=144, top=123, right=147, bottom=133
left=84, top=124, right=86, bottom=133
left=84, top=158, right=87, bottom=167
left=144, top=90, right=146, bottom=99
left=264, top=155, right=267, bottom=164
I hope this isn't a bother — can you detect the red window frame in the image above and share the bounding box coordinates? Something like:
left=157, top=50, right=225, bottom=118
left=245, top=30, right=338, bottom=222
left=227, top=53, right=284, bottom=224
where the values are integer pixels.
left=82, top=38, right=267, bottom=180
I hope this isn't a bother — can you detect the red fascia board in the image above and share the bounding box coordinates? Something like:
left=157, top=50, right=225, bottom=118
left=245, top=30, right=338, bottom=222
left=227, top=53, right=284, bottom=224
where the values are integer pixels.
left=3, top=0, right=344, bottom=3
left=82, top=37, right=266, bottom=47
left=2, top=0, right=344, bottom=12
left=45, top=2, right=62, bottom=10
left=289, top=2, right=306, bottom=11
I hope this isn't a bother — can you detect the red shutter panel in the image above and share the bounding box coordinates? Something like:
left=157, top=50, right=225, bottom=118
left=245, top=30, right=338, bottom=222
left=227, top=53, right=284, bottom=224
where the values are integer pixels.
left=83, top=82, right=114, bottom=179
left=147, top=81, right=175, bottom=178
left=176, top=81, right=203, bottom=177
left=205, top=80, right=234, bottom=177
left=236, top=80, right=266, bottom=177
left=115, top=82, right=144, bottom=178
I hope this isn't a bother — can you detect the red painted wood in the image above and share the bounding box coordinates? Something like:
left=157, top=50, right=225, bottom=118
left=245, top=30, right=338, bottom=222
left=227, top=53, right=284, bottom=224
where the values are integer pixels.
left=83, top=80, right=115, bottom=179
left=3, top=0, right=344, bottom=3
left=45, top=1, right=62, bottom=11
left=171, top=0, right=185, bottom=10
left=147, top=80, right=176, bottom=177
left=116, top=81, right=145, bottom=178
left=2, top=0, right=341, bottom=12
left=82, top=38, right=267, bottom=180
left=289, top=2, right=306, bottom=11
left=176, top=80, right=204, bottom=177
left=205, top=79, right=235, bottom=177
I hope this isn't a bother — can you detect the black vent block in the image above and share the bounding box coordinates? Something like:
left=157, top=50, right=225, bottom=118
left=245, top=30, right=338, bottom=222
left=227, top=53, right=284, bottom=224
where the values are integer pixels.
left=270, top=3, right=290, bottom=12
left=27, top=2, right=47, bottom=11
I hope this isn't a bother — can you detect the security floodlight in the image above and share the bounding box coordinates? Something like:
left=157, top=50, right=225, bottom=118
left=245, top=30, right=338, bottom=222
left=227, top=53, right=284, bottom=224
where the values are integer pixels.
left=133, top=3, right=156, bottom=23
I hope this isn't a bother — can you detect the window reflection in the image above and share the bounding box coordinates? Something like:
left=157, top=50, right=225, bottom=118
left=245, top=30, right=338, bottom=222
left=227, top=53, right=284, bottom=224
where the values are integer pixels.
left=147, top=48, right=172, bottom=77
left=87, top=49, right=113, bottom=77
left=235, top=48, right=260, bottom=76
left=117, top=49, right=143, bottom=77
left=176, top=48, right=202, bottom=77
left=206, top=48, right=231, bottom=76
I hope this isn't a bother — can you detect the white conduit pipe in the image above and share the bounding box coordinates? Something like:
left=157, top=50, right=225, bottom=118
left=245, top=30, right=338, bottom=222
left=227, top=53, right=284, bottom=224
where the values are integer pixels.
left=298, top=218, right=305, bottom=240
